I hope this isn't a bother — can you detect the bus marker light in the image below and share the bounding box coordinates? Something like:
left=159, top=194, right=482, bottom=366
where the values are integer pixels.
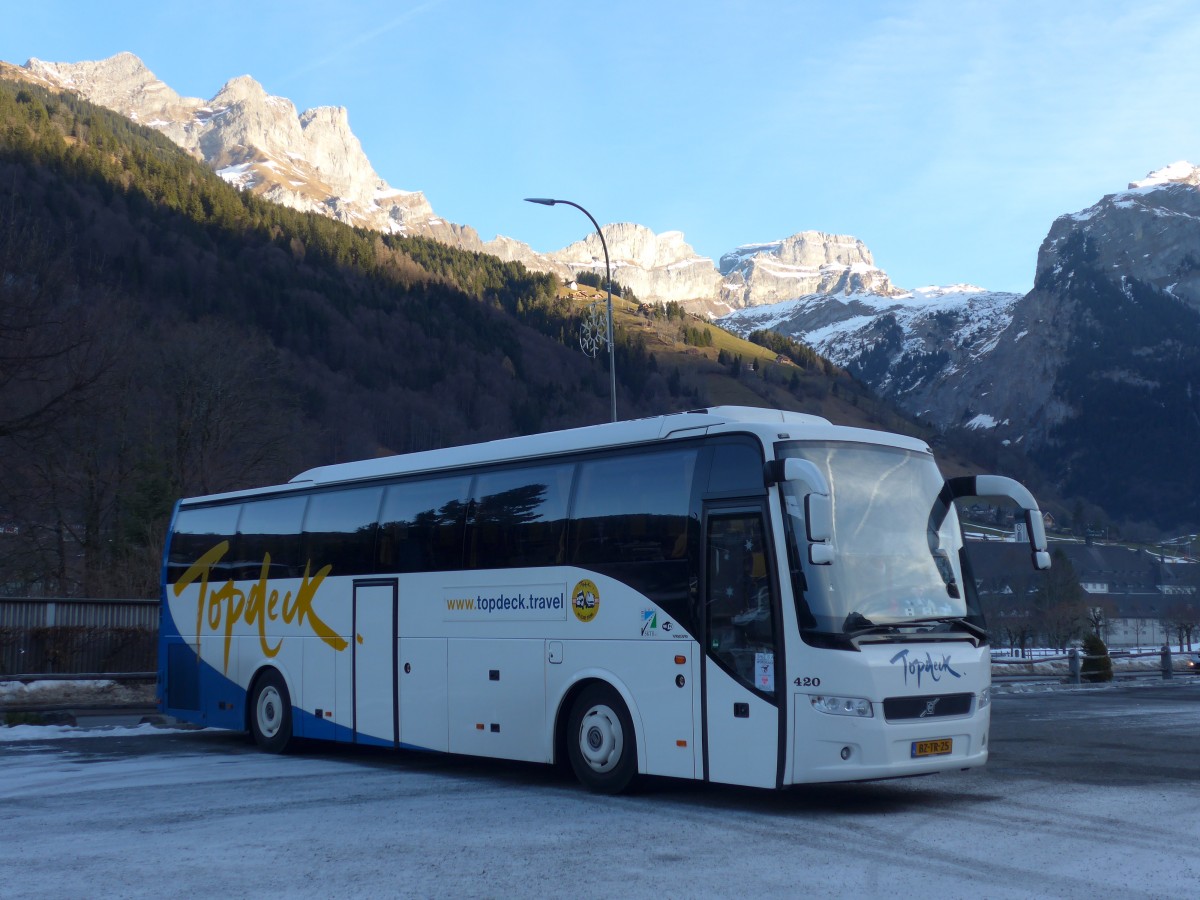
left=677, top=740, right=688, bottom=747
left=476, top=723, right=485, bottom=730
left=674, top=655, right=686, bottom=665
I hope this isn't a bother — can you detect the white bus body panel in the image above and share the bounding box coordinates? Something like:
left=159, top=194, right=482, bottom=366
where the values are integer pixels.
left=704, top=660, right=778, bottom=788
left=447, top=638, right=545, bottom=762
left=398, top=637, right=448, bottom=751
left=790, top=641, right=989, bottom=784
left=545, top=640, right=699, bottom=780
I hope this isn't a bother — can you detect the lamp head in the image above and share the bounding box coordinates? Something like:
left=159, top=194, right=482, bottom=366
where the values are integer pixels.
left=524, top=197, right=558, bottom=206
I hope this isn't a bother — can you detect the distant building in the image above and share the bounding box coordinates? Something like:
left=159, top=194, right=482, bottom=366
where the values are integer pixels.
left=967, top=539, right=1197, bottom=649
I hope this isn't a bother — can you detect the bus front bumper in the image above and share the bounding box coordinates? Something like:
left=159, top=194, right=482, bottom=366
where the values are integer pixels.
left=790, top=694, right=989, bottom=784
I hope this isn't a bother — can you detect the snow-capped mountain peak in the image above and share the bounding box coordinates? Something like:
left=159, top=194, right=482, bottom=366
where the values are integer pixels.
left=1128, top=160, right=1200, bottom=189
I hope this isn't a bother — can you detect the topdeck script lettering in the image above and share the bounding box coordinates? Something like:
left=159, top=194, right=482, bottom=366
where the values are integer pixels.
left=173, top=541, right=346, bottom=673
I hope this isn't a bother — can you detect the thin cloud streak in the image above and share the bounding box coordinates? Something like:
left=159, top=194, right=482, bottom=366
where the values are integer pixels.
left=276, top=0, right=447, bottom=87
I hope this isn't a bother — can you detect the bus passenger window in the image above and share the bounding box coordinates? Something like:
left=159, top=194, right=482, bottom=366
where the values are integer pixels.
left=570, top=449, right=696, bottom=565
left=378, top=477, right=471, bottom=573
left=168, top=504, right=241, bottom=584
left=706, top=513, right=776, bottom=694
left=235, top=496, right=308, bottom=580
left=468, top=464, right=574, bottom=569
left=303, top=486, right=383, bottom=576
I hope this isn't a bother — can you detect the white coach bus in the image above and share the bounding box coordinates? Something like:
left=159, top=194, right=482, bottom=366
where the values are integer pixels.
left=159, top=406, right=1049, bottom=792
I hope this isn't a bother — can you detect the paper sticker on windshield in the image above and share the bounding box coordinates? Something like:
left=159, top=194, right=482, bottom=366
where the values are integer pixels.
left=755, top=651, right=775, bottom=692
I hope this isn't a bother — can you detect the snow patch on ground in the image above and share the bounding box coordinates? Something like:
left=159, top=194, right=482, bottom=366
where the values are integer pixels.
left=0, top=722, right=180, bottom=742
left=0, top=679, right=154, bottom=708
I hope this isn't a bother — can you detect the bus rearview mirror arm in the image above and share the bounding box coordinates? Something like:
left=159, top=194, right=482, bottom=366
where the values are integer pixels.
left=947, top=475, right=1052, bottom=571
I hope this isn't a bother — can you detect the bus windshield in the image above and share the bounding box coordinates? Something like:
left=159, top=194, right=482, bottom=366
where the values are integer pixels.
left=778, top=441, right=983, bottom=640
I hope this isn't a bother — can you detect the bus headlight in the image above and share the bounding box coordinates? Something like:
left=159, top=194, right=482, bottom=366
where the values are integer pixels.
left=978, top=686, right=992, bottom=710
left=811, top=695, right=873, bottom=718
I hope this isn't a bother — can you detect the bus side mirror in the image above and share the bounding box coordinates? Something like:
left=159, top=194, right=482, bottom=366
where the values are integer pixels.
left=777, top=458, right=834, bottom=566
left=805, top=493, right=832, bottom=543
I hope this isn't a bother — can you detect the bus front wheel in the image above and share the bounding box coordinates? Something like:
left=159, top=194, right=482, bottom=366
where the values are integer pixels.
left=567, top=683, right=637, bottom=793
left=250, top=669, right=294, bottom=754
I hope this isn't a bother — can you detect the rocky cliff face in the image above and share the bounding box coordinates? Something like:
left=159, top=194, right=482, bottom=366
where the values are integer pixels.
left=547, top=223, right=722, bottom=305
left=1019, top=165, right=1200, bottom=526
left=1038, top=161, right=1200, bottom=314
left=5, top=54, right=905, bottom=314
left=21, top=53, right=481, bottom=245
left=718, top=232, right=900, bottom=312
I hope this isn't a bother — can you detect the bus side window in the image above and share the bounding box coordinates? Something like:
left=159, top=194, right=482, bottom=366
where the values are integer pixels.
left=378, top=477, right=472, bottom=573
left=570, top=450, right=695, bottom=565
left=168, top=504, right=241, bottom=584
left=468, top=464, right=574, bottom=569
left=303, top=486, right=383, bottom=577
left=707, top=441, right=766, bottom=494
left=235, top=496, right=309, bottom=581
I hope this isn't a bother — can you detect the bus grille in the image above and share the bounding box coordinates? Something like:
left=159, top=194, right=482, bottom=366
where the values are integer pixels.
left=882, top=693, right=973, bottom=721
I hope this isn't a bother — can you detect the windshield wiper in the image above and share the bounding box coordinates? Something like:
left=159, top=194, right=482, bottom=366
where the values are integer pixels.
left=839, top=612, right=985, bottom=642
left=841, top=612, right=902, bottom=639
left=903, top=616, right=987, bottom=641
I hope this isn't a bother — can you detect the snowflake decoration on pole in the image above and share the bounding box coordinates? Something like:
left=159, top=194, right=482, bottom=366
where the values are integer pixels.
left=579, top=300, right=610, bottom=359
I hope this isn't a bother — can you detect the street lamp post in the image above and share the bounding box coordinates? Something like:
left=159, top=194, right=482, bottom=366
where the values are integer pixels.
left=525, top=197, right=617, bottom=423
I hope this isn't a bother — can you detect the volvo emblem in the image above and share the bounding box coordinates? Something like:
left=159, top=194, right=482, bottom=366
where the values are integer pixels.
left=919, top=698, right=941, bottom=718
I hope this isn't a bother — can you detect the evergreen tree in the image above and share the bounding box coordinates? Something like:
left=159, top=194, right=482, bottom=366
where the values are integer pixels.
left=1080, top=632, right=1113, bottom=683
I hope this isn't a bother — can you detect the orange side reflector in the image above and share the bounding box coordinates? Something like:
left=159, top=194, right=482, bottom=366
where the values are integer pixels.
left=676, top=740, right=688, bottom=747
left=476, top=723, right=485, bottom=730
left=674, top=655, right=686, bottom=665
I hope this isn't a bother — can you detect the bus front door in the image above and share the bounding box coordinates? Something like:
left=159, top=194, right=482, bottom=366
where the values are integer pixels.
left=352, top=579, right=398, bottom=747
left=702, top=506, right=780, bottom=788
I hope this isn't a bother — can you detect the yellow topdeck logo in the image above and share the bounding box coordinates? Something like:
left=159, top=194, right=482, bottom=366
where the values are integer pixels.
left=571, top=579, right=600, bottom=623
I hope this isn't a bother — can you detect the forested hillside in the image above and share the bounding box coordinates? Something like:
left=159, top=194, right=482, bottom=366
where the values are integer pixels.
left=0, top=78, right=932, bottom=598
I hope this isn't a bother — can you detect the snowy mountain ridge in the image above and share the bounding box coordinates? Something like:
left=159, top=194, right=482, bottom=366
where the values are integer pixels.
left=2, top=53, right=915, bottom=313
left=720, top=284, right=1022, bottom=418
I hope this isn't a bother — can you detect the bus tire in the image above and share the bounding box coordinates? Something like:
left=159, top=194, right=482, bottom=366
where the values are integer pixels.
left=249, top=669, right=294, bottom=754
left=567, top=683, right=637, bottom=794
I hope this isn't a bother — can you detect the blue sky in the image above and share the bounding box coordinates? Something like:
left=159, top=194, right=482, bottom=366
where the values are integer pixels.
left=4, top=0, right=1199, bottom=292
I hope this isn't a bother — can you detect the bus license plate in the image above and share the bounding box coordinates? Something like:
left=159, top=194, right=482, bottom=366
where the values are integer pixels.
left=911, top=738, right=952, bottom=758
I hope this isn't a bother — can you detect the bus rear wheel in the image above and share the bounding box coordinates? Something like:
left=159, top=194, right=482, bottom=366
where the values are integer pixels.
left=567, top=683, right=637, bottom=793
left=250, top=669, right=294, bottom=754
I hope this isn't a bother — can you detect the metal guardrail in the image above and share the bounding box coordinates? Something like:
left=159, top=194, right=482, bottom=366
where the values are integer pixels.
left=992, top=647, right=1187, bottom=684
left=0, top=597, right=158, bottom=675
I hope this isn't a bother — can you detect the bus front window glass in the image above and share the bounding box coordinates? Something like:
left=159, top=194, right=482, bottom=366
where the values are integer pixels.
left=378, top=477, right=472, bottom=573
left=778, top=442, right=981, bottom=637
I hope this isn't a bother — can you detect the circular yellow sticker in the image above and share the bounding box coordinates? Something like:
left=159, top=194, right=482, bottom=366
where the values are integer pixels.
left=572, top=579, right=600, bottom=623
